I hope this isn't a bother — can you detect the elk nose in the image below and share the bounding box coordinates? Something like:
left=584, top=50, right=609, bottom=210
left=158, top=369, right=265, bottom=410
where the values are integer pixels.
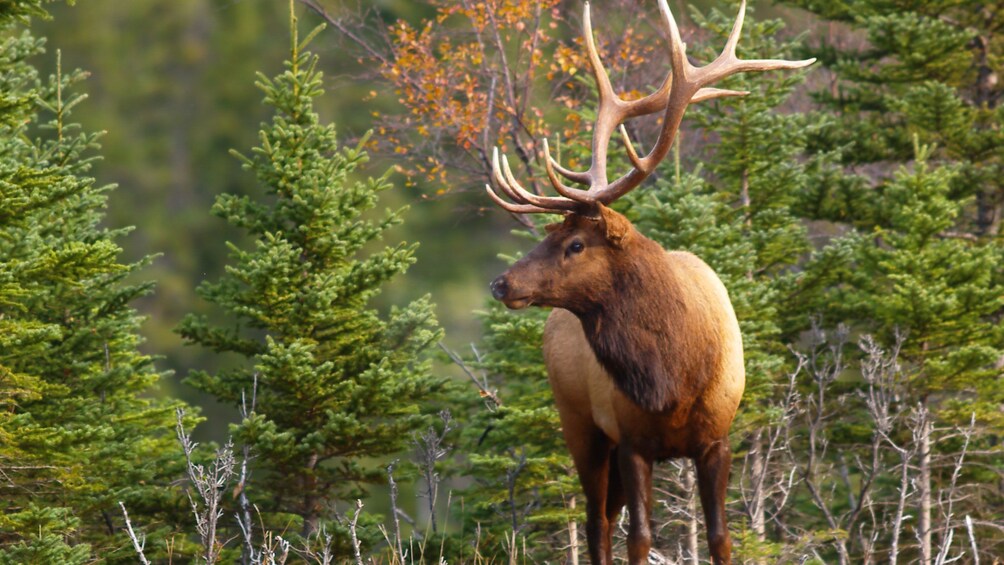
left=490, top=276, right=508, bottom=301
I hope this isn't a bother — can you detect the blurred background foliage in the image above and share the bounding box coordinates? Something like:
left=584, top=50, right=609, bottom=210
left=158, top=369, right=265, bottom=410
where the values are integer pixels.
left=38, top=0, right=517, bottom=420
left=36, top=0, right=803, bottom=422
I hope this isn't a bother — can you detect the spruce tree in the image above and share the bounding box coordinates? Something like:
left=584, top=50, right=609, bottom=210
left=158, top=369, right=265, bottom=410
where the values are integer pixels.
left=778, top=2, right=1004, bottom=559
left=457, top=246, right=579, bottom=561
left=0, top=1, right=184, bottom=562
left=783, top=0, right=1004, bottom=236
left=177, top=5, right=443, bottom=548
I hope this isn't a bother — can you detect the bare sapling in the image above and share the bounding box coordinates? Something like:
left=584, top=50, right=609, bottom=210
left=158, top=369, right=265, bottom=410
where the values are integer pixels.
left=176, top=407, right=238, bottom=564
left=119, top=501, right=153, bottom=565
left=414, top=409, right=454, bottom=535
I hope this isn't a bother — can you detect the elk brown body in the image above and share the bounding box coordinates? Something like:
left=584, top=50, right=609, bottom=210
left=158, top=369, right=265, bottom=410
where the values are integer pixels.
left=491, top=206, right=744, bottom=563
left=482, top=1, right=812, bottom=562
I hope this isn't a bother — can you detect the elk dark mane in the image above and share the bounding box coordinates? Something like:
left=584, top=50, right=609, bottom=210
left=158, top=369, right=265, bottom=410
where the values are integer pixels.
left=575, top=232, right=697, bottom=413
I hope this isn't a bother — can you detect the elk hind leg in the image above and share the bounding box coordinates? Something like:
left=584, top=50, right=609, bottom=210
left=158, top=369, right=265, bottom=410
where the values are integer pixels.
left=606, top=445, right=626, bottom=524
left=696, top=439, right=733, bottom=565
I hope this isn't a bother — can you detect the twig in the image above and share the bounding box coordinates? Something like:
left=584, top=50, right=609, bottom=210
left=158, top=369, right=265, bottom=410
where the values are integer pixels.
left=236, top=375, right=259, bottom=565
left=119, top=501, right=152, bottom=565
left=387, top=461, right=405, bottom=561
left=414, top=410, right=454, bottom=534
left=177, top=408, right=237, bottom=564
left=438, top=342, right=502, bottom=409
left=965, top=515, right=979, bottom=565
left=349, top=500, right=364, bottom=565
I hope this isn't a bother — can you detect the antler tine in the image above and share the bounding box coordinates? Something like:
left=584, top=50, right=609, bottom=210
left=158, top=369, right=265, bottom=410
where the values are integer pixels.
left=567, top=1, right=623, bottom=200
left=658, top=0, right=689, bottom=81
left=693, top=87, right=749, bottom=103
left=489, top=147, right=580, bottom=213
left=543, top=138, right=597, bottom=203
left=500, top=152, right=580, bottom=210
left=699, top=0, right=816, bottom=84
left=490, top=148, right=531, bottom=205
left=588, top=0, right=815, bottom=204
left=583, top=2, right=617, bottom=111
left=619, top=125, right=644, bottom=172
left=484, top=184, right=556, bottom=215
left=723, top=0, right=747, bottom=60
left=542, top=137, right=591, bottom=185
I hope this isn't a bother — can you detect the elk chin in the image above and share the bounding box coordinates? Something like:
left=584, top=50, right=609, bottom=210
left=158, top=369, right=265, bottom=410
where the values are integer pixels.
left=501, top=296, right=534, bottom=310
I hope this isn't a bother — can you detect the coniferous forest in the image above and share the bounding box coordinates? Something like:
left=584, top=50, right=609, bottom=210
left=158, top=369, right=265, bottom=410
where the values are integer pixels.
left=1, top=0, right=1002, bottom=563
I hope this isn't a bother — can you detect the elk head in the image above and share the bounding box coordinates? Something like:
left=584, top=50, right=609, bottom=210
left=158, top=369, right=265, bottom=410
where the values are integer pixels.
left=486, top=0, right=813, bottom=304
left=491, top=204, right=634, bottom=312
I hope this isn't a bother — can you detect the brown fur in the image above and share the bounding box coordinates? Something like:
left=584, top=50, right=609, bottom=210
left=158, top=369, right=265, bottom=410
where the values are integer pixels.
left=491, top=205, right=744, bottom=564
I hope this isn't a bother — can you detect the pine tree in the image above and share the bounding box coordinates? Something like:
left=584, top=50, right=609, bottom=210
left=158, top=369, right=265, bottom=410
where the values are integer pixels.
left=177, top=4, right=444, bottom=549
left=456, top=244, right=580, bottom=561
left=778, top=2, right=1004, bottom=559
left=784, top=0, right=1004, bottom=236
left=0, top=2, right=184, bottom=562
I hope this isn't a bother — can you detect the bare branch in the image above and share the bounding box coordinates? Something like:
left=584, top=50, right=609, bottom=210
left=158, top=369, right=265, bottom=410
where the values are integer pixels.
left=439, top=341, right=502, bottom=410
left=119, top=502, right=152, bottom=565
left=349, top=500, right=364, bottom=565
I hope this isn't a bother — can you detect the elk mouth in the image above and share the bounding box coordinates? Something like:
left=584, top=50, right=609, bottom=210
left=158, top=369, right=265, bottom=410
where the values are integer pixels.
left=502, top=295, right=534, bottom=310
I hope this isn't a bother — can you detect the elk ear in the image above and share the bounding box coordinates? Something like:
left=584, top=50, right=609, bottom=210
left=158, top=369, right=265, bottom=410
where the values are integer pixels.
left=598, top=205, right=632, bottom=248
left=544, top=222, right=563, bottom=234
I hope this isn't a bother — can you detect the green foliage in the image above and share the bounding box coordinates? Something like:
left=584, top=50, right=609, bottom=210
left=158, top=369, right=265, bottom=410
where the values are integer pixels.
left=787, top=0, right=1004, bottom=235
left=0, top=0, right=72, bottom=23
left=831, top=141, right=1004, bottom=422
left=0, top=3, right=184, bottom=562
left=781, top=1, right=1004, bottom=559
left=177, top=7, right=444, bottom=549
left=0, top=505, right=90, bottom=565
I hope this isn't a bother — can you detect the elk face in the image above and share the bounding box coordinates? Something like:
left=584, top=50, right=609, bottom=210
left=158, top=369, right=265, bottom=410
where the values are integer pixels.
left=490, top=205, right=633, bottom=312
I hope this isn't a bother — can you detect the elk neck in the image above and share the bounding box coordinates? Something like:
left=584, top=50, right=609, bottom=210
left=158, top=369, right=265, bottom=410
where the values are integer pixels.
left=571, top=234, right=692, bottom=413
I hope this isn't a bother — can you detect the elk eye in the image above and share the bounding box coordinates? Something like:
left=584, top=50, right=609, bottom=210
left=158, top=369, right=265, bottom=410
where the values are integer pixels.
left=567, top=240, right=585, bottom=255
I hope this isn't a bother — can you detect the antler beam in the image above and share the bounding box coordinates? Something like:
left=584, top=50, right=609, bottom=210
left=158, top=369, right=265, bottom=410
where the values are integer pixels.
left=486, top=0, right=815, bottom=216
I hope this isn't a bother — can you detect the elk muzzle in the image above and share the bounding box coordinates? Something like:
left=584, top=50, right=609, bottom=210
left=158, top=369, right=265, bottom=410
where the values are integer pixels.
left=490, top=273, right=533, bottom=310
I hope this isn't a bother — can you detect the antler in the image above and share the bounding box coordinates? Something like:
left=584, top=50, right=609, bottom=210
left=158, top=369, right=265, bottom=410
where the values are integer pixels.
left=486, top=0, right=815, bottom=215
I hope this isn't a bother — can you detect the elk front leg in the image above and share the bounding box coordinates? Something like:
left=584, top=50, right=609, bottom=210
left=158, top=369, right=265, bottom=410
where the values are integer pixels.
left=569, top=428, right=617, bottom=565
left=617, top=445, right=654, bottom=564
left=696, top=439, right=733, bottom=565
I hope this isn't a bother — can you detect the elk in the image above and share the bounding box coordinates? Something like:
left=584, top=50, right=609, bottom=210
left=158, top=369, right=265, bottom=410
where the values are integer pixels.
left=485, top=1, right=812, bottom=563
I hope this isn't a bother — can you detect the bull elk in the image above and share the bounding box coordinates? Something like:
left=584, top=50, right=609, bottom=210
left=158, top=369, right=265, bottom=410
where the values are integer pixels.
left=484, top=1, right=813, bottom=563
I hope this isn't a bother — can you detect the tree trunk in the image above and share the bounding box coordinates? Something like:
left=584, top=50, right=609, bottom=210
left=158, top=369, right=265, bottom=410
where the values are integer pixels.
left=750, top=432, right=767, bottom=565
left=972, top=32, right=1001, bottom=236
left=919, top=414, right=933, bottom=564
left=568, top=495, right=579, bottom=565
left=685, top=464, right=699, bottom=565
left=302, top=451, right=320, bottom=537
